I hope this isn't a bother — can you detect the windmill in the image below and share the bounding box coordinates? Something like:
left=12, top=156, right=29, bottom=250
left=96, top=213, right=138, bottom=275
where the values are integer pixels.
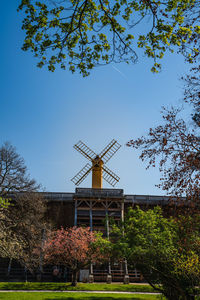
left=71, top=140, right=121, bottom=189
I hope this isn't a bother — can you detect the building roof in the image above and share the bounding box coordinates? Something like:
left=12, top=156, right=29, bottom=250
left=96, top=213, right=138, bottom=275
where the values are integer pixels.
left=42, top=188, right=176, bottom=205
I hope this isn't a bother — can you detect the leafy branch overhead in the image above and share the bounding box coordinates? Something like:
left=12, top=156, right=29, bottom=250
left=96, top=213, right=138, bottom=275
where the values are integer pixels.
left=18, top=0, right=200, bottom=76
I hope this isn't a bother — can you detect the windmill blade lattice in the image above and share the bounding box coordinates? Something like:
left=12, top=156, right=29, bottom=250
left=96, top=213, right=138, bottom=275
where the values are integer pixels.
left=103, top=165, right=120, bottom=187
left=74, top=141, right=97, bottom=161
left=71, top=139, right=121, bottom=188
left=71, top=163, right=92, bottom=186
left=99, top=139, right=121, bottom=164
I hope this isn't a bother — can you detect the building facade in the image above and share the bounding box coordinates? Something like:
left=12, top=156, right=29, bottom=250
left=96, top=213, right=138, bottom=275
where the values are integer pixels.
left=44, top=188, right=170, bottom=283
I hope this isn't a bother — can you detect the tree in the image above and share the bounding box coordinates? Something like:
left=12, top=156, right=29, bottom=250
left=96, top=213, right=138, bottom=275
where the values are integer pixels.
left=44, top=226, right=110, bottom=285
left=0, top=142, right=48, bottom=274
left=0, top=142, right=39, bottom=196
left=18, top=0, right=200, bottom=76
left=124, top=33, right=200, bottom=298
left=127, top=104, right=200, bottom=204
left=0, top=192, right=48, bottom=272
left=183, top=65, right=200, bottom=126
left=0, top=197, right=9, bottom=208
left=113, top=206, right=200, bottom=300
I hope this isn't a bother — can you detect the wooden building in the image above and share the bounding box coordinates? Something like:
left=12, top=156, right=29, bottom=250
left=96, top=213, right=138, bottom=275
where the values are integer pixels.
left=44, top=188, right=171, bottom=283
left=0, top=188, right=173, bottom=283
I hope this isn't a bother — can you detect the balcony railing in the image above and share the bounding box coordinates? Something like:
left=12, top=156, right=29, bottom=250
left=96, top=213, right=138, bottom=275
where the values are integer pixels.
left=75, top=188, right=124, bottom=198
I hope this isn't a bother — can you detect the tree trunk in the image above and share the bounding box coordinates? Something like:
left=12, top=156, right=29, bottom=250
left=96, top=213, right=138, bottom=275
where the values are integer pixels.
left=7, top=258, right=12, bottom=278
left=71, top=269, right=78, bottom=286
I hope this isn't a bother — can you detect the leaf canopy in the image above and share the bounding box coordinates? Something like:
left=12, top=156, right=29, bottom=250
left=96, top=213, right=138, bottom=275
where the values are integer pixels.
left=18, top=0, right=200, bottom=76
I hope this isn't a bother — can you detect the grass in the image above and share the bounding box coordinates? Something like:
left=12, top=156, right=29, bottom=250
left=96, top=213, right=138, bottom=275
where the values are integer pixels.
left=0, top=292, right=162, bottom=300
left=0, top=282, right=156, bottom=293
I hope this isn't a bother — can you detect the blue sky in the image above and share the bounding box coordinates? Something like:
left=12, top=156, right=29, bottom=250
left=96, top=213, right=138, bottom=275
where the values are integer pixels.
left=1, top=2, right=190, bottom=195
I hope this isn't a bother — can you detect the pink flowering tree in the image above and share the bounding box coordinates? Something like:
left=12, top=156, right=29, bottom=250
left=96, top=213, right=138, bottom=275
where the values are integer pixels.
left=44, top=226, right=110, bottom=285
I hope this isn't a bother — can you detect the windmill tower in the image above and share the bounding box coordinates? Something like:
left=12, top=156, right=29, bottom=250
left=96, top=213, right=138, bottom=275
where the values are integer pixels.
left=71, top=140, right=128, bottom=283
left=71, top=140, right=121, bottom=188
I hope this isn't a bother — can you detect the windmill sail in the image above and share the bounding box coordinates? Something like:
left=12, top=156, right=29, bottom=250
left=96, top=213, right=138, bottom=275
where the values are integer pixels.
left=100, top=139, right=121, bottom=164
left=71, top=163, right=92, bottom=186
left=103, top=165, right=120, bottom=187
left=71, top=140, right=121, bottom=188
left=74, top=141, right=97, bottom=161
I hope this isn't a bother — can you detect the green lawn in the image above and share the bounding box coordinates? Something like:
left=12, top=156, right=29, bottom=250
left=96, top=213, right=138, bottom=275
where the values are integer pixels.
left=0, top=283, right=155, bottom=293
left=0, top=292, right=161, bottom=300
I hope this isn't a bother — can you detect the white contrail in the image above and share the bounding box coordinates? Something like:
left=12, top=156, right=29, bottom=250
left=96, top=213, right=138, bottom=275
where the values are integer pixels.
left=111, top=65, right=127, bottom=79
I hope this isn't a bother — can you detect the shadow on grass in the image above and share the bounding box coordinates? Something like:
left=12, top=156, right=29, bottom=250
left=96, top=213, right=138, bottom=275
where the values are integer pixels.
left=0, top=282, right=72, bottom=291
left=0, top=282, right=155, bottom=293
left=44, top=298, right=146, bottom=300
